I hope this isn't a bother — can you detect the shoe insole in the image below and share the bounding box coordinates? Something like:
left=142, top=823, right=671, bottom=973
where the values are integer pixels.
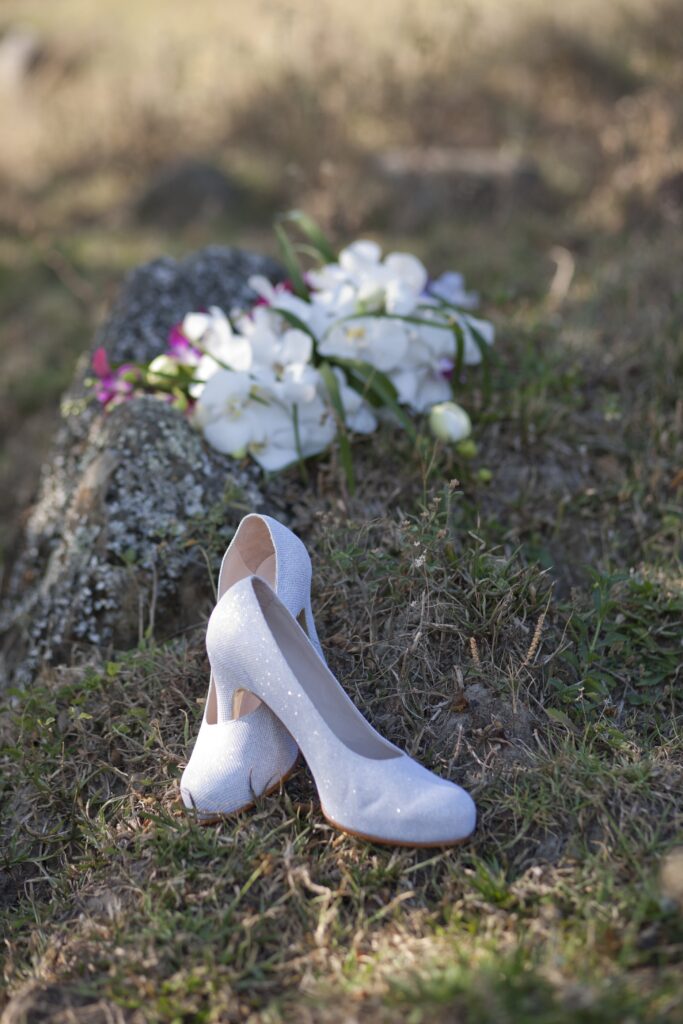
left=207, top=551, right=309, bottom=722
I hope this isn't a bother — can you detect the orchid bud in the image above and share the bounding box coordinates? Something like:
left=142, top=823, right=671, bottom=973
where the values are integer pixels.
left=147, top=354, right=180, bottom=386
left=429, top=401, right=472, bottom=443
left=456, top=438, right=478, bottom=459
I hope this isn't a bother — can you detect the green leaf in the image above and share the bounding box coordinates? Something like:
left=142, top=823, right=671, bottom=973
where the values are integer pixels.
left=419, top=295, right=474, bottom=315
left=545, top=707, right=575, bottom=730
left=279, top=210, right=337, bottom=264
left=451, top=319, right=465, bottom=395
left=335, top=358, right=417, bottom=440
left=291, top=404, right=310, bottom=484
left=318, top=361, right=355, bottom=494
left=271, top=306, right=317, bottom=343
left=273, top=222, right=308, bottom=299
left=321, top=310, right=455, bottom=339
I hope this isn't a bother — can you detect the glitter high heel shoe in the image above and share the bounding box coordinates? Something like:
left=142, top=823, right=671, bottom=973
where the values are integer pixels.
left=180, top=514, right=323, bottom=820
left=206, top=575, right=476, bottom=847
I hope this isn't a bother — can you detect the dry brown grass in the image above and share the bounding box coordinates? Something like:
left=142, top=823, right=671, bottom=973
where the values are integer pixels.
left=1, top=465, right=681, bottom=1020
left=1, top=0, right=682, bottom=1019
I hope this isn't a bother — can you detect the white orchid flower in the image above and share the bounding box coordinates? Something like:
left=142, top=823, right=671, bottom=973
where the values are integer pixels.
left=338, top=239, right=383, bottom=276
left=329, top=367, right=377, bottom=434
left=183, top=307, right=251, bottom=369
left=237, top=309, right=306, bottom=371
left=310, top=241, right=397, bottom=321
left=391, top=362, right=452, bottom=413
left=181, top=311, right=213, bottom=343
left=236, top=312, right=315, bottom=394
left=247, top=274, right=332, bottom=336
left=250, top=383, right=336, bottom=472
left=247, top=276, right=311, bottom=320
left=194, top=360, right=336, bottom=472
left=427, top=271, right=479, bottom=309
left=454, top=313, right=495, bottom=365
left=429, top=401, right=472, bottom=442
left=344, top=245, right=407, bottom=313
left=184, top=307, right=253, bottom=398
left=383, top=252, right=428, bottom=315
left=407, top=307, right=495, bottom=368
left=310, top=242, right=428, bottom=318
left=274, top=362, right=320, bottom=405
left=276, top=328, right=313, bottom=370
left=306, top=262, right=349, bottom=294
left=408, top=319, right=455, bottom=360
left=319, top=317, right=408, bottom=373
left=247, top=275, right=287, bottom=306
left=193, top=370, right=263, bottom=457
left=306, top=282, right=359, bottom=335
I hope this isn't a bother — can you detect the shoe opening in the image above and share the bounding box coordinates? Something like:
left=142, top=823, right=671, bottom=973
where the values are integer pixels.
left=251, top=577, right=401, bottom=760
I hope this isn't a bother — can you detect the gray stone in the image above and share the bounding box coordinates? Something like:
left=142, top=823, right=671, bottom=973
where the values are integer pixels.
left=0, top=247, right=281, bottom=687
left=99, top=244, right=281, bottom=366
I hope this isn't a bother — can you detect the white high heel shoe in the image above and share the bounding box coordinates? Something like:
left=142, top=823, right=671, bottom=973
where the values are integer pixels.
left=180, top=514, right=324, bottom=820
left=206, top=576, right=477, bottom=847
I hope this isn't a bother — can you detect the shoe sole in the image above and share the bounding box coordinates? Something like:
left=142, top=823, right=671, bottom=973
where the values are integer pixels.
left=182, top=758, right=472, bottom=848
left=320, top=806, right=473, bottom=848
left=180, top=753, right=300, bottom=825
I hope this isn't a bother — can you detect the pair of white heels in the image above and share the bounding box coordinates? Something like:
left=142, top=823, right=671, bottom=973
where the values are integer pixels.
left=180, top=514, right=476, bottom=847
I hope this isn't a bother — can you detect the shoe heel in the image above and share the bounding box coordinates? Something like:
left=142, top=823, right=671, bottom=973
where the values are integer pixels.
left=209, top=575, right=477, bottom=846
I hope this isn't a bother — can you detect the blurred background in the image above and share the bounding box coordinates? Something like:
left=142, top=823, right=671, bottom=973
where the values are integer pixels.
left=1, top=0, right=682, bottom=568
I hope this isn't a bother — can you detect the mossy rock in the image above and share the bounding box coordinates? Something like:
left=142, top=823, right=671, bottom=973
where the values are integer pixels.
left=0, top=247, right=281, bottom=687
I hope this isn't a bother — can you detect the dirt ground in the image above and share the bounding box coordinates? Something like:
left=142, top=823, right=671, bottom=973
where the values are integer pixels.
left=1, top=1, right=682, bottom=1020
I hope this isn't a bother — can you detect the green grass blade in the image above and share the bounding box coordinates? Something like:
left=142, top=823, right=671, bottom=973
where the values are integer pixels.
left=335, top=357, right=417, bottom=440
left=318, top=361, right=355, bottom=494
left=451, top=319, right=465, bottom=396
left=280, top=210, right=337, bottom=264
left=291, top=403, right=310, bottom=484
left=273, top=222, right=308, bottom=299
left=271, top=306, right=318, bottom=343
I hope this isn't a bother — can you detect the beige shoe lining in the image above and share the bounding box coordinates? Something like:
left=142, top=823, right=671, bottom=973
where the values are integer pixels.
left=206, top=519, right=310, bottom=724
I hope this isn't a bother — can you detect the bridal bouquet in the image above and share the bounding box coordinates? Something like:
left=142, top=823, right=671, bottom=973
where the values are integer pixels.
left=92, top=213, right=495, bottom=489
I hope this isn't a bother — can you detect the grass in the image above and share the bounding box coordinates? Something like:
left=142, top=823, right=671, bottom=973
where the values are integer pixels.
left=1, top=0, right=683, bottom=1019
left=1, top=488, right=681, bottom=1020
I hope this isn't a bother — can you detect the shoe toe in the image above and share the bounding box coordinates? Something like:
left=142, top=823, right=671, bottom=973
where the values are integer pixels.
left=180, top=706, right=298, bottom=818
left=346, top=761, right=476, bottom=846
left=410, top=778, right=476, bottom=845
left=440, top=783, right=477, bottom=842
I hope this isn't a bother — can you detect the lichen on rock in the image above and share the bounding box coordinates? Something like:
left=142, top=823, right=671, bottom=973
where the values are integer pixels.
left=0, top=246, right=281, bottom=687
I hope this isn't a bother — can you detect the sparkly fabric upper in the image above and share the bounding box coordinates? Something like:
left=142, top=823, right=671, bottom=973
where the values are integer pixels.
left=180, top=703, right=297, bottom=818
left=181, top=514, right=322, bottom=816
left=207, top=577, right=477, bottom=845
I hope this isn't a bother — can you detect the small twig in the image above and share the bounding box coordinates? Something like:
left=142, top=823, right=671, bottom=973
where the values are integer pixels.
left=546, top=246, right=575, bottom=311
left=469, top=636, right=481, bottom=667
left=197, top=544, right=218, bottom=603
